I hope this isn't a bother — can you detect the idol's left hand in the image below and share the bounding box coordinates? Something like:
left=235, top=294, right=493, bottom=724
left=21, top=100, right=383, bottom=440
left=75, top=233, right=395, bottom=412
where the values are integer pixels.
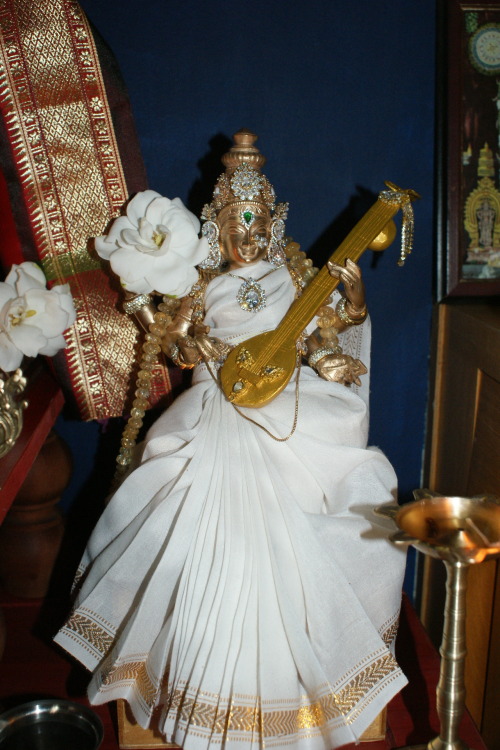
left=327, top=258, right=366, bottom=314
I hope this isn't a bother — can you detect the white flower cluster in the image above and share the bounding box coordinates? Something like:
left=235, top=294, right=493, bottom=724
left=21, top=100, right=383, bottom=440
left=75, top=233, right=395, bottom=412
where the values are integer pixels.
left=0, top=262, right=76, bottom=372
left=95, top=190, right=209, bottom=297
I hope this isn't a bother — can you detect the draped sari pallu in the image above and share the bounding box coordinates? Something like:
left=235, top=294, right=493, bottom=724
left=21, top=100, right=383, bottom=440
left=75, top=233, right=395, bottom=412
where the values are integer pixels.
left=0, top=0, right=176, bottom=419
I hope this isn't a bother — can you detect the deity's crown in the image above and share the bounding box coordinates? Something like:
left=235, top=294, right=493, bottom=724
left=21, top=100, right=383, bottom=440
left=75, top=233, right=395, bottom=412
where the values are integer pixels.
left=201, top=130, right=287, bottom=222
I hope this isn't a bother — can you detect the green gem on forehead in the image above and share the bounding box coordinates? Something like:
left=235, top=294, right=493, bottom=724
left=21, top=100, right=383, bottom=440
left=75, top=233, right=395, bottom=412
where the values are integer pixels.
left=242, top=210, right=254, bottom=227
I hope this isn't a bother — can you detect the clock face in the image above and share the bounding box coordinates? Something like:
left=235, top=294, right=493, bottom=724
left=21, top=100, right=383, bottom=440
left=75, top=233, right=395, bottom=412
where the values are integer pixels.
left=469, top=24, right=500, bottom=75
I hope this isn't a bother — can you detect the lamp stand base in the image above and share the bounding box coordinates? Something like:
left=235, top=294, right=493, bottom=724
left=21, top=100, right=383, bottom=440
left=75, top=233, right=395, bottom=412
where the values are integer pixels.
left=397, top=739, right=469, bottom=750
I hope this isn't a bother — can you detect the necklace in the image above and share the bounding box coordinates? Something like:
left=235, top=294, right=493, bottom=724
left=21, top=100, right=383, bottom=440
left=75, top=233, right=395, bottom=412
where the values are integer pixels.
left=227, top=266, right=280, bottom=313
left=204, top=350, right=302, bottom=442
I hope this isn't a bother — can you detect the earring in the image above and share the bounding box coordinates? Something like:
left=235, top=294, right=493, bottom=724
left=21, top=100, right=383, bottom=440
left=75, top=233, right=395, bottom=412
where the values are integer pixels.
left=266, top=217, right=287, bottom=267
left=199, top=220, right=222, bottom=270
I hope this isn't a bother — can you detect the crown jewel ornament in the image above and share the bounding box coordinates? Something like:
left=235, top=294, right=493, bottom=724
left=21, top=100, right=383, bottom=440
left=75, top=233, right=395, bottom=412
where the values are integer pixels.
left=231, top=163, right=265, bottom=201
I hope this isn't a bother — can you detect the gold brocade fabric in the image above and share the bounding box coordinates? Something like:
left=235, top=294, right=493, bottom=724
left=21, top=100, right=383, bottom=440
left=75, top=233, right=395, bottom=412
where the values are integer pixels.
left=0, top=0, right=172, bottom=419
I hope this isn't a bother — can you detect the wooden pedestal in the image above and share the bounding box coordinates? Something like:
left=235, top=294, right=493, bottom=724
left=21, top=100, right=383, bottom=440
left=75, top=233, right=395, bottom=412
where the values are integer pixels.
left=117, top=702, right=176, bottom=749
left=361, top=710, right=386, bottom=742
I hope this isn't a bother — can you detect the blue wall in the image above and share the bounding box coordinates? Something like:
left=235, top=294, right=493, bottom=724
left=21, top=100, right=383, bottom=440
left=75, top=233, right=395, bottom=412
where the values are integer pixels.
left=59, top=1, right=436, bottom=512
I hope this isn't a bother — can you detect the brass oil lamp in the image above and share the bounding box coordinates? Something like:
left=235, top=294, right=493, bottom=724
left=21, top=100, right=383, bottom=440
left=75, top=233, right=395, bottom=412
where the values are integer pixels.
left=376, top=489, right=500, bottom=750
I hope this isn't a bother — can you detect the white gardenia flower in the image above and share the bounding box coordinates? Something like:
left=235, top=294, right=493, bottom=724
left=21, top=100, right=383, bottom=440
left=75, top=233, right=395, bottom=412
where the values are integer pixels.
left=0, top=262, right=76, bottom=372
left=95, top=190, right=209, bottom=297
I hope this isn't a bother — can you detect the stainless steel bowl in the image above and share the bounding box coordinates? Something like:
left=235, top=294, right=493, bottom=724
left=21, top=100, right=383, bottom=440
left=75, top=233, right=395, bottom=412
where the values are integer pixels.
left=0, top=699, right=103, bottom=750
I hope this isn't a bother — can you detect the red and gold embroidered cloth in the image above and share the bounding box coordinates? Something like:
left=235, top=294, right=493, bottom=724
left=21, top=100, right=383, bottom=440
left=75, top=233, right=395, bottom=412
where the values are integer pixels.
left=0, top=0, right=175, bottom=419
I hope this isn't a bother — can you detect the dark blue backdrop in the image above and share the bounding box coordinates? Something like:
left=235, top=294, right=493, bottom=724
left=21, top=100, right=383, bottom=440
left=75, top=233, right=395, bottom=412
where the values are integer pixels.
left=59, top=2, right=436, bottom=555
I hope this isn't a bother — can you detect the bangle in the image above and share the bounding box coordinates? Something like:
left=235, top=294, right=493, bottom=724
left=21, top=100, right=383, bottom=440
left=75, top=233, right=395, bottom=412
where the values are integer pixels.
left=175, top=312, right=194, bottom=325
left=123, top=294, right=152, bottom=315
left=168, top=342, right=199, bottom=370
left=336, top=297, right=367, bottom=326
left=308, top=345, right=342, bottom=369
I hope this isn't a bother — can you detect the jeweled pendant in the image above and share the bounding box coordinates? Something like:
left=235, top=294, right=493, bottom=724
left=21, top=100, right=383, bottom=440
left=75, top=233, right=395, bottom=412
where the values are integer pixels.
left=236, top=278, right=267, bottom=312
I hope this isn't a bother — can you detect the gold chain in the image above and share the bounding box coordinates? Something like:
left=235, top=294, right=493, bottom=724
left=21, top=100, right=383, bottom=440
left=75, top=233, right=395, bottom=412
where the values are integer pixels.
left=227, top=266, right=280, bottom=283
left=204, top=351, right=301, bottom=442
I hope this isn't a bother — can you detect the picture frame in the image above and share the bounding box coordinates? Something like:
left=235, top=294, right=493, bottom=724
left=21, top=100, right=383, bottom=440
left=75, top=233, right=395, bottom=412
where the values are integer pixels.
left=437, top=0, right=500, bottom=298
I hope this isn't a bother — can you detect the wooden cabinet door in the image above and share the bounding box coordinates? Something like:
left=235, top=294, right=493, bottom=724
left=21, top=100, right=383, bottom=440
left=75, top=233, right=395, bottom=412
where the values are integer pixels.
left=422, top=301, right=500, bottom=749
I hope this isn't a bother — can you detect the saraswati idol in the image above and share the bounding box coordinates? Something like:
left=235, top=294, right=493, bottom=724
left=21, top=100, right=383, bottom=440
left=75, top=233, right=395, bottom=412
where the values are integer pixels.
left=56, top=129, right=419, bottom=750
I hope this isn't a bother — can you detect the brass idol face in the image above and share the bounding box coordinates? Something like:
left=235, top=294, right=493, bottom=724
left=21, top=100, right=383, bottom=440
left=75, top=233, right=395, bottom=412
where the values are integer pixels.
left=218, top=206, right=271, bottom=268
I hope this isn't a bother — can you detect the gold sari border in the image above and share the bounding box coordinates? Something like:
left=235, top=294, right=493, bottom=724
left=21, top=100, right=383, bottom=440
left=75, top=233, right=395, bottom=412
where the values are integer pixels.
left=63, top=608, right=401, bottom=740
left=97, top=652, right=399, bottom=740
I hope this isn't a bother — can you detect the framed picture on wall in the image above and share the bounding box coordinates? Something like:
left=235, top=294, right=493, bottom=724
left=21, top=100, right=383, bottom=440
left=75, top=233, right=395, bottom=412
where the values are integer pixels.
left=437, top=0, right=500, bottom=297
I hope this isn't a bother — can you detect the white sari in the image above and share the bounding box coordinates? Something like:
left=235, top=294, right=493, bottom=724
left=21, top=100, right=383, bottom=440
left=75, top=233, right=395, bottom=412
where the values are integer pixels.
left=55, top=260, right=407, bottom=749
